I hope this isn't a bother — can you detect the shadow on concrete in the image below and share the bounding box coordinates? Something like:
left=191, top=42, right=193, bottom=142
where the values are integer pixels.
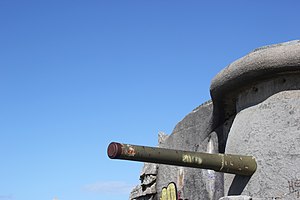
left=228, top=175, right=251, bottom=195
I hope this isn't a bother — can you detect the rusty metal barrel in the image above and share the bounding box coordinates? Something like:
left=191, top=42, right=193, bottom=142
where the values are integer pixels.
left=107, top=142, right=257, bottom=176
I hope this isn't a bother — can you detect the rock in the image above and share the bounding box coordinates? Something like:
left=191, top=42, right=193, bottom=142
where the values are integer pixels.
left=219, top=195, right=253, bottom=200
left=140, top=163, right=158, bottom=179
left=130, top=183, right=157, bottom=200
left=158, top=131, right=169, bottom=145
left=129, top=157, right=158, bottom=199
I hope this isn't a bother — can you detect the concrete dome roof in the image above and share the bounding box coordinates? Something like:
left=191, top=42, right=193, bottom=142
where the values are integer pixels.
left=210, top=40, right=300, bottom=123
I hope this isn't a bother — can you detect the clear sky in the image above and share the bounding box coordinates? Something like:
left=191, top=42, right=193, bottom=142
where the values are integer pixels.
left=0, top=1, right=299, bottom=200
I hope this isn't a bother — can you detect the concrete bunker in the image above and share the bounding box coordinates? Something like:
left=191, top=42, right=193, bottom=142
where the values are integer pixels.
left=125, top=40, right=300, bottom=200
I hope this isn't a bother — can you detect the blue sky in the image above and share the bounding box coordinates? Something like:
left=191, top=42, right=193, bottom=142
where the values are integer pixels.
left=0, top=1, right=299, bottom=200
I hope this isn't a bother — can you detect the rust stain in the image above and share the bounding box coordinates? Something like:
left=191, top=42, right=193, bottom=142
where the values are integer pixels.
left=126, top=145, right=136, bottom=156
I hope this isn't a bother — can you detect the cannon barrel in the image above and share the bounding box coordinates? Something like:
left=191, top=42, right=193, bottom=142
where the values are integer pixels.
left=107, top=142, right=257, bottom=176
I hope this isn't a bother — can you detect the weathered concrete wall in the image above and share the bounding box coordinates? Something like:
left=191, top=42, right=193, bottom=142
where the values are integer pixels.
left=156, top=101, right=223, bottom=200
left=224, top=75, right=300, bottom=199
left=210, top=40, right=300, bottom=199
left=130, top=101, right=225, bottom=200
left=130, top=40, right=300, bottom=200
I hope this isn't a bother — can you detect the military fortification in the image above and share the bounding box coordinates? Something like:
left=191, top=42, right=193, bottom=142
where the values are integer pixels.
left=110, top=40, right=300, bottom=200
